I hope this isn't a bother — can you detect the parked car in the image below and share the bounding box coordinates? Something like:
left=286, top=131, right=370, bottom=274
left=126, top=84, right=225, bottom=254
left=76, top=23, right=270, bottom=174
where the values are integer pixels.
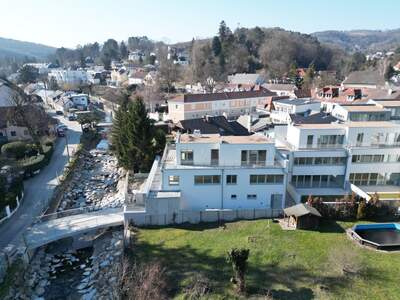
left=56, top=124, right=68, bottom=131
left=56, top=110, right=64, bottom=115
left=57, top=129, right=65, bottom=137
left=68, top=113, right=77, bottom=121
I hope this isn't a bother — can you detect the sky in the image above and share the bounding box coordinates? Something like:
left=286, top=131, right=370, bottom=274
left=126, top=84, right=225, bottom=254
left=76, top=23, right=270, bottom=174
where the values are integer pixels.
left=0, top=0, right=399, bottom=48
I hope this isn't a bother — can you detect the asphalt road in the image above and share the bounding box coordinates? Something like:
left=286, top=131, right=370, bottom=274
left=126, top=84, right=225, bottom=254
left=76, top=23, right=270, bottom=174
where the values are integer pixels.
left=0, top=114, right=82, bottom=250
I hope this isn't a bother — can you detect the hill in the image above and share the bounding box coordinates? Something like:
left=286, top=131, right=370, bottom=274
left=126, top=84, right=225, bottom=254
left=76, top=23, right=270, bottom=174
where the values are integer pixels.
left=0, top=37, right=56, bottom=60
left=312, top=29, right=400, bottom=52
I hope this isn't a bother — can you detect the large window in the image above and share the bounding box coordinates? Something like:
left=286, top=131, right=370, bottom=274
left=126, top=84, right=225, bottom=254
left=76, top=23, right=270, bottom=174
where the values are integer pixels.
left=350, top=173, right=388, bottom=186
left=241, top=150, right=267, bottom=166
left=168, top=175, right=180, bottom=185
left=352, top=155, right=384, bottom=163
left=194, top=175, right=221, bottom=185
left=181, top=150, right=193, bottom=165
left=226, top=175, right=237, bottom=185
left=250, top=174, right=284, bottom=184
left=317, top=135, right=344, bottom=148
left=292, top=175, right=343, bottom=188
left=211, top=149, right=219, bottom=166
left=294, top=157, right=346, bottom=165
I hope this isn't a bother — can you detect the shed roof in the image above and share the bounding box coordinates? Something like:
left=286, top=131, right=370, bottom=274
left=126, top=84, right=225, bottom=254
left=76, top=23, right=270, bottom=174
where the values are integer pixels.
left=284, top=203, right=322, bottom=218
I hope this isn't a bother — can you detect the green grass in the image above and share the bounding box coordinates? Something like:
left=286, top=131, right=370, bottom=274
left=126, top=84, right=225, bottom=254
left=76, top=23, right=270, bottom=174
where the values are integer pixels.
left=133, top=220, right=400, bottom=299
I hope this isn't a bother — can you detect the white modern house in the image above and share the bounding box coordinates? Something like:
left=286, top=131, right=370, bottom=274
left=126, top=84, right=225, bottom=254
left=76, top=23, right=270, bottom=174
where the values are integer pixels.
left=124, top=133, right=288, bottom=225
left=331, top=104, right=391, bottom=122
left=270, top=98, right=321, bottom=124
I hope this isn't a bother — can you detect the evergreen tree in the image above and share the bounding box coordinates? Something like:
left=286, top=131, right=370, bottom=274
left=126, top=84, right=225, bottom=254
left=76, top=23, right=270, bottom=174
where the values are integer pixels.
left=212, top=36, right=222, bottom=56
left=111, top=96, right=165, bottom=172
left=120, top=41, right=128, bottom=59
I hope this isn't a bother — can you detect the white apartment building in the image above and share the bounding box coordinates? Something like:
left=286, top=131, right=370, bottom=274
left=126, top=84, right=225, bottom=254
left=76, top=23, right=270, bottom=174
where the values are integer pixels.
left=331, top=104, right=391, bottom=122
left=130, top=133, right=288, bottom=218
left=368, top=99, right=400, bottom=120
left=270, top=98, right=321, bottom=124
left=168, top=89, right=277, bottom=123
left=48, top=69, right=89, bottom=86
left=276, top=119, right=400, bottom=203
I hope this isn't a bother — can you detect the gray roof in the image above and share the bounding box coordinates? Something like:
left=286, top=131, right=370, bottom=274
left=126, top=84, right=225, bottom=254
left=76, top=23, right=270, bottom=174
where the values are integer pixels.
left=228, top=73, right=265, bottom=85
left=343, top=70, right=385, bottom=86
left=284, top=203, right=322, bottom=218
left=274, top=98, right=317, bottom=106
left=263, top=83, right=297, bottom=91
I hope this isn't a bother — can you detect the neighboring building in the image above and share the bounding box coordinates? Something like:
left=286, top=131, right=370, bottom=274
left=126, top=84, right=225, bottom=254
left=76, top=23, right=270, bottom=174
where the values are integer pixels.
left=24, top=63, right=57, bottom=75
left=0, top=105, right=57, bottom=142
left=228, top=73, right=265, bottom=86
left=262, top=83, right=298, bottom=98
left=48, top=69, right=89, bottom=86
left=132, top=133, right=287, bottom=213
left=175, top=115, right=250, bottom=136
left=270, top=98, right=321, bottom=124
left=128, top=50, right=144, bottom=62
left=276, top=119, right=400, bottom=203
left=368, top=99, right=400, bottom=120
left=331, top=104, right=391, bottom=122
left=167, top=89, right=277, bottom=123
left=342, top=70, right=386, bottom=89
left=128, top=70, right=146, bottom=86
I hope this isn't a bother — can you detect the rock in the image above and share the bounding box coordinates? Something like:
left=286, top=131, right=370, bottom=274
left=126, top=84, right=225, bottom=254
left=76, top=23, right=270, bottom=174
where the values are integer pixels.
left=82, top=288, right=97, bottom=300
left=99, top=260, right=110, bottom=268
left=35, top=286, right=45, bottom=297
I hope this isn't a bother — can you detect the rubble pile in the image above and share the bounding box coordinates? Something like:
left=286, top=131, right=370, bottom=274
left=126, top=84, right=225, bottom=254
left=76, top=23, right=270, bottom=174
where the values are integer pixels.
left=58, top=150, right=124, bottom=211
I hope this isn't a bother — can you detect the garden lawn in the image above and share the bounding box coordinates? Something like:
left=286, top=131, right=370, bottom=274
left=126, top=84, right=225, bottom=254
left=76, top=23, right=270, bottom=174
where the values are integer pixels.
left=133, top=219, right=400, bottom=300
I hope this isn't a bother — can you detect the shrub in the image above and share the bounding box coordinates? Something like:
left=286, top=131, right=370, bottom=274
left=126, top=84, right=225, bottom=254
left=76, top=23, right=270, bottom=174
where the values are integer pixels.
left=1, top=142, right=28, bottom=159
left=357, top=201, right=367, bottom=220
left=227, top=248, right=250, bottom=294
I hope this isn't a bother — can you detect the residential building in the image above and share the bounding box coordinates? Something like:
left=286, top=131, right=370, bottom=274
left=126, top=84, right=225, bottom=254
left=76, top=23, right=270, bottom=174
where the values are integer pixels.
left=228, top=73, right=265, bottom=86
left=262, top=83, right=298, bottom=98
left=128, top=50, right=145, bottom=62
left=48, top=69, right=89, bottom=86
left=132, top=133, right=287, bottom=215
left=276, top=118, right=400, bottom=203
left=331, top=104, right=391, bottom=122
left=342, top=70, right=386, bottom=89
left=368, top=99, right=400, bottom=120
left=270, top=98, right=321, bottom=124
left=167, top=89, right=277, bottom=123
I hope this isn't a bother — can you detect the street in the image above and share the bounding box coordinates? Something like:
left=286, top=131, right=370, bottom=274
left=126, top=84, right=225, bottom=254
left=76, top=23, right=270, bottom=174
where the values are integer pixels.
left=0, top=114, right=82, bottom=250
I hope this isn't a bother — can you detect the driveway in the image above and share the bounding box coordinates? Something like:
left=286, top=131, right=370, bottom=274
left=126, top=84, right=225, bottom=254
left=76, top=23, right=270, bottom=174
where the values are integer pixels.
left=0, top=114, right=82, bottom=250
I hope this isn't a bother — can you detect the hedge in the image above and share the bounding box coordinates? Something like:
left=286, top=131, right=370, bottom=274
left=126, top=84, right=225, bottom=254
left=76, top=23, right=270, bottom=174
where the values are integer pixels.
left=0, top=178, right=23, bottom=212
left=17, top=143, right=54, bottom=175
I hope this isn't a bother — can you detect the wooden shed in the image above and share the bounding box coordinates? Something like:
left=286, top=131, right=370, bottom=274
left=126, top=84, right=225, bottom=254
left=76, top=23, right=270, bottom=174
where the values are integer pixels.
left=283, top=203, right=322, bottom=230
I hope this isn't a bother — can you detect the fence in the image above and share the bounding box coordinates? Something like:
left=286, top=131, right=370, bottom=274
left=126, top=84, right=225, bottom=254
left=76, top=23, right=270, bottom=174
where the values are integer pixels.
left=124, top=208, right=283, bottom=227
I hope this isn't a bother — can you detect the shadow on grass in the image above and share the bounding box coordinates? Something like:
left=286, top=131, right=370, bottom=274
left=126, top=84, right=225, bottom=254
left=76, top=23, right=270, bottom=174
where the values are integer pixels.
left=128, top=232, right=379, bottom=299
left=316, top=219, right=345, bottom=234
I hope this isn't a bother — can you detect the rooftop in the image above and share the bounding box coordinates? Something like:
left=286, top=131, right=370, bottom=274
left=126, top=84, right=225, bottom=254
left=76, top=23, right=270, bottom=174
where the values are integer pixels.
left=284, top=203, right=322, bottom=218
left=274, top=98, right=318, bottom=106
left=340, top=104, right=388, bottom=112
left=373, top=100, right=400, bottom=107
left=170, top=88, right=276, bottom=103
left=343, top=70, right=385, bottom=86
left=178, top=133, right=272, bottom=144
left=295, top=121, right=399, bottom=129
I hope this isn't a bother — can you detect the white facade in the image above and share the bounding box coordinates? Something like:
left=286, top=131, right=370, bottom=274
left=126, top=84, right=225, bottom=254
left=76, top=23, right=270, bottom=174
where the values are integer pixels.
left=277, top=120, right=400, bottom=202
left=133, top=134, right=288, bottom=215
left=270, top=99, right=321, bottom=124
left=48, top=69, right=89, bottom=86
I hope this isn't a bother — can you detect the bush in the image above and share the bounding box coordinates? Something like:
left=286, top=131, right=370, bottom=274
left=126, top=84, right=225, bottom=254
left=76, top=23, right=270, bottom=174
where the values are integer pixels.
left=1, top=142, right=28, bottom=159
left=17, top=143, right=53, bottom=175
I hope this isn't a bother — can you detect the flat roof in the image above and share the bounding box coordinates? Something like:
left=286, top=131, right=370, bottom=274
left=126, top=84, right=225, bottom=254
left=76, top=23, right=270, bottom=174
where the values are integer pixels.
left=340, top=105, right=388, bottom=112
left=274, top=98, right=318, bottom=106
left=295, top=121, right=400, bottom=129
left=178, top=133, right=273, bottom=144
left=373, top=100, right=400, bottom=107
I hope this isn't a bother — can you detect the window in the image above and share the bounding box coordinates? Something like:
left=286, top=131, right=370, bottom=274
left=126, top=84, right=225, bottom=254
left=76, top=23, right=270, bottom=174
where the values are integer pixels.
left=356, top=133, right=364, bottom=146
left=250, top=174, right=283, bottom=184
left=247, top=194, right=257, bottom=200
left=24, top=130, right=29, bottom=136
left=307, top=135, right=314, bottom=146
left=241, top=150, right=267, bottom=166
left=0, top=132, right=3, bottom=137
left=231, top=194, right=237, bottom=200
left=168, top=175, right=180, bottom=185
left=211, top=149, right=219, bottom=166
left=181, top=150, right=193, bottom=165
left=194, top=175, right=221, bottom=185
left=226, top=175, right=237, bottom=185
left=10, top=131, right=16, bottom=137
